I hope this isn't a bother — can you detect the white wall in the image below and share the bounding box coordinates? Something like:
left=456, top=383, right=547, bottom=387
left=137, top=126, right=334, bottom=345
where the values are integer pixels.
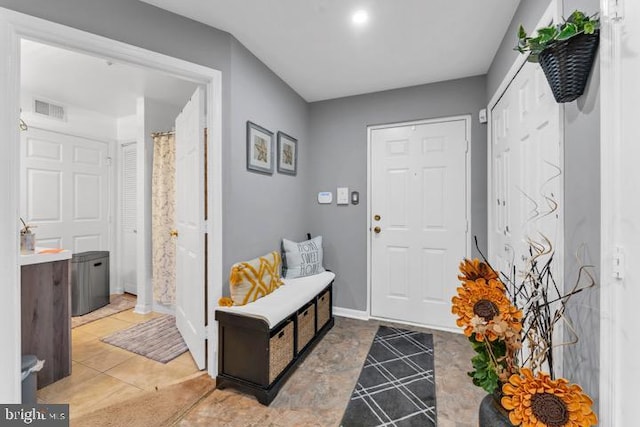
left=21, top=90, right=118, bottom=141
left=601, top=1, right=640, bottom=425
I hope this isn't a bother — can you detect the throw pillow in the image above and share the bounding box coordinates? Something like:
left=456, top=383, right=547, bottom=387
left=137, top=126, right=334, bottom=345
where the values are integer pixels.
left=227, top=251, right=283, bottom=306
left=281, top=235, right=325, bottom=279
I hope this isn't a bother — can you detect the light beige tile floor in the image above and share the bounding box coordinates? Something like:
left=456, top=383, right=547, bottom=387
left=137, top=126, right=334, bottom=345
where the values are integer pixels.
left=37, top=308, right=200, bottom=420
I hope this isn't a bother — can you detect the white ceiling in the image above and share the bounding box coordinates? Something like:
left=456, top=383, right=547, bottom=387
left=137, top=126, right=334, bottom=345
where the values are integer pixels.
left=21, top=39, right=198, bottom=117
left=140, top=0, right=521, bottom=102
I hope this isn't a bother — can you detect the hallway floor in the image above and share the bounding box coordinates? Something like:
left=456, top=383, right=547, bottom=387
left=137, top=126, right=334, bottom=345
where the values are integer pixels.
left=37, top=308, right=200, bottom=420
left=40, top=312, right=484, bottom=426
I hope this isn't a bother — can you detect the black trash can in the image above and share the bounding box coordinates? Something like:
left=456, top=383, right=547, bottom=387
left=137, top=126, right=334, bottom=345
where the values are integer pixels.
left=21, top=355, right=38, bottom=404
left=71, top=251, right=110, bottom=316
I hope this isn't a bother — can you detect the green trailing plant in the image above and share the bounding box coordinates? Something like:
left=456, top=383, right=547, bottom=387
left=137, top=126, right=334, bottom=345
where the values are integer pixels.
left=515, top=10, right=599, bottom=62
left=468, top=337, right=506, bottom=394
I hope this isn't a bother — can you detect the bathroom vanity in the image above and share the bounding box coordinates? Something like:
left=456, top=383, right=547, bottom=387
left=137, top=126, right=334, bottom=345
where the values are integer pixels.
left=21, top=249, right=72, bottom=389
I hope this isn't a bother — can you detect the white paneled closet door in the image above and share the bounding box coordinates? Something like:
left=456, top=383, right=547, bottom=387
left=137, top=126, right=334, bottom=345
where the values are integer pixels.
left=20, top=128, right=111, bottom=253
left=120, top=142, right=137, bottom=295
left=490, top=61, right=562, bottom=278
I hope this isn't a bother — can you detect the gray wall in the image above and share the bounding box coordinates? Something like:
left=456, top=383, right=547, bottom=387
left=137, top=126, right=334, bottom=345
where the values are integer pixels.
left=487, top=0, right=601, bottom=410
left=308, top=76, right=488, bottom=311
left=487, top=0, right=551, bottom=98
left=0, top=0, right=310, bottom=290
left=226, top=37, right=309, bottom=275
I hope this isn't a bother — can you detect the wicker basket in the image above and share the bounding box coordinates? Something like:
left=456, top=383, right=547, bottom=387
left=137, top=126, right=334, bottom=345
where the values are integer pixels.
left=316, top=289, right=331, bottom=330
left=296, top=304, right=316, bottom=353
left=269, top=320, right=294, bottom=384
left=538, top=31, right=599, bottom=103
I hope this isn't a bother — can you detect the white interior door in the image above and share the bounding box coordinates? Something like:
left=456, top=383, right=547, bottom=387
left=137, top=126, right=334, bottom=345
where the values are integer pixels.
left=370, top=118, right=468, bottom=330
left=489, top=61, right=562, bottom=373
left=20, top=128, right=110, bottom=253
left=120, top=142, right=137, bottom=295
left=175, top=86, right=206, bottom=370
left=489, top=61, right=561, bottom=284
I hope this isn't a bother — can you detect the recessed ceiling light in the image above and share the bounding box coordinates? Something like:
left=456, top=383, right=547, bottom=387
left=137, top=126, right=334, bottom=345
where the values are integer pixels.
left=352, top=10, right=369, bottom=26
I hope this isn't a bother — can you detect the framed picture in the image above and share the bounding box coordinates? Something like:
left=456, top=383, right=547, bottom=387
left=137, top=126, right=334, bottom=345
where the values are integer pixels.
left=246, top=121, right=274, bottom=174
left=277, top=131, right=298, bottom=176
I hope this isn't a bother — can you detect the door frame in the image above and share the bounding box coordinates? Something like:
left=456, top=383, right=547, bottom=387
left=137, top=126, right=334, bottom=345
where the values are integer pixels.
left=366, top=115, right=472, bottom=331
left=486, top=0, right=564, bottom=377
left=0, top=7, right=224, bottom=401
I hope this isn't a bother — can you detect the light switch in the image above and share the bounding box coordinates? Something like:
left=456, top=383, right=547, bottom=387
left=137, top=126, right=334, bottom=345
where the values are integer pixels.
left=337, top=187, right=349, bottom=205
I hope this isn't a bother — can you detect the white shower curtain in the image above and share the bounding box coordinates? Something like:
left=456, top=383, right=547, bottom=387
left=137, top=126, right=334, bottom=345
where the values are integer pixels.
left=152, top=133, right=176, bottom=306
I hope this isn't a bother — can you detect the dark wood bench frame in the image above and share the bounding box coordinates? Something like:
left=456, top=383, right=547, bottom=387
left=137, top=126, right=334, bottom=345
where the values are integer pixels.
left=215, top=281, right=334, bottom=405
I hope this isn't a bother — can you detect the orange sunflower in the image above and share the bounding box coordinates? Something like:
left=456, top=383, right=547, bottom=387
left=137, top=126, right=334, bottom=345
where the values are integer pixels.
left=501, top=368, right=598, bottom=427
left=451, top=278, right=522, bottom=341
left=458, top=258, right=499, bottom=282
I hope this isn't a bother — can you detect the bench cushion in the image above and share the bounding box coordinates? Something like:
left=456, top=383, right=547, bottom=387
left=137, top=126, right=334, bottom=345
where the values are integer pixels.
left=216, top=271, right=335, bottom=328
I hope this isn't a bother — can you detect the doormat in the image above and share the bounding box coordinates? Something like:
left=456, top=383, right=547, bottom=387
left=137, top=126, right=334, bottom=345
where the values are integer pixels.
left=101, top=315, right=188, bottom=363
left=72, top=293, right=136, bottom=329
left=340, top=326, right=437, bottom=427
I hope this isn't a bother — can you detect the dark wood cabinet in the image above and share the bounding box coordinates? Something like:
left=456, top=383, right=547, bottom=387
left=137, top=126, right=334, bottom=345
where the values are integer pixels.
left=21, top=259, right=71, bottom=389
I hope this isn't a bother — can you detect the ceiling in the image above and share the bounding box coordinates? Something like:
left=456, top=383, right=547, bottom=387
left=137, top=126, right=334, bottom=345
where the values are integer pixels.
left=140, top=0, right=521, bottom=102
left=21, top=39, right=198, bottom=117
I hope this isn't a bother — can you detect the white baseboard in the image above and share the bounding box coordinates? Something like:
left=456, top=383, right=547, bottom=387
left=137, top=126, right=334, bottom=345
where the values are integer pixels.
left=152, top=302, right=175, bottom=316
left=134, top=302, right=152, bottom=315
left=333, top=306, right=369, bottom=320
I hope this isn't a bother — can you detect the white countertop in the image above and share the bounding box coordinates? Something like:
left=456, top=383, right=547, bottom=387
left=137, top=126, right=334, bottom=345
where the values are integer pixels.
left=20, top=247, right=72, bottom=266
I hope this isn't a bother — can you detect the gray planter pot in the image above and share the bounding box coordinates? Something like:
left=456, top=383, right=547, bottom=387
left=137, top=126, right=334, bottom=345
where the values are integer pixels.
left=479, top=394, right=514, bottom=427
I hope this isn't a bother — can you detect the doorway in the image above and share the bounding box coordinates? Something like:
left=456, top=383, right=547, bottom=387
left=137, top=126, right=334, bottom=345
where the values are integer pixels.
left=0, top=8, right=223, bottom=401
left=368, top=116, right=470, bottom=330
left=20, top=38, right=208, bottom=368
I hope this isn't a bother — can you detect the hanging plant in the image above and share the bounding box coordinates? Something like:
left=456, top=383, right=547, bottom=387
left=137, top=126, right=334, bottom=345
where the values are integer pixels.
left=515, top=10, right=600, bottom=103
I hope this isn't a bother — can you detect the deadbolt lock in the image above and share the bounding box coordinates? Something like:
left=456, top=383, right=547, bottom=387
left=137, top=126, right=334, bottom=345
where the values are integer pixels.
left=374, top=214, right=381, bottom=221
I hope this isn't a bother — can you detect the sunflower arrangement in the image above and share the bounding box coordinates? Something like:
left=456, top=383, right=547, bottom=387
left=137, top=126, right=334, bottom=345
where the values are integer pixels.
left=452, top=251, right=597, bottom=427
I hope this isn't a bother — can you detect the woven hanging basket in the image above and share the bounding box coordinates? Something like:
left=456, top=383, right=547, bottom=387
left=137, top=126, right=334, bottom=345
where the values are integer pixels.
left=538, top=31, right=600, bottom=103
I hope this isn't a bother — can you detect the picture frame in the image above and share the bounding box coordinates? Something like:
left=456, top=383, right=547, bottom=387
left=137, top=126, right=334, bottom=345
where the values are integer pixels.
left=277, top=131, right=298, bottom=176
left=246, top=121, right=274, bottom=174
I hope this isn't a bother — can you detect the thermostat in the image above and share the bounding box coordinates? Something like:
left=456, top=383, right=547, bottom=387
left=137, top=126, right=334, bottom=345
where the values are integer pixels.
left=318, top=191, right=333, bottom=204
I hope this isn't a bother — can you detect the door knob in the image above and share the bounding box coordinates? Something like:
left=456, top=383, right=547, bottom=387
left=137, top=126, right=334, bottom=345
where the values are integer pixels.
left=170, top=229, right=179, bottom=237
left=374, top=214, right=381, bottom=221
left=373, top=226, right=381, bottom=234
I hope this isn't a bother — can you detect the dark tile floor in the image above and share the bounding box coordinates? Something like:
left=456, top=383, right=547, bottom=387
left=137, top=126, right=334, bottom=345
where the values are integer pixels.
left=178, top=316, right=485, bottom=426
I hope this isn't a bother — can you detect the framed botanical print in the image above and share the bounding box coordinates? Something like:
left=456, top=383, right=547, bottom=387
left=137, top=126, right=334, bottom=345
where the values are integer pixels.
left=277, top=131, right=298, bottom=176
left=246, top=121, right=274, bottom=174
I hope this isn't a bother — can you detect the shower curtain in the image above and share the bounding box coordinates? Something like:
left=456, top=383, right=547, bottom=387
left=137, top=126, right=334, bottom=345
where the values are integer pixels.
left=152, top=133, right=176, bottom=306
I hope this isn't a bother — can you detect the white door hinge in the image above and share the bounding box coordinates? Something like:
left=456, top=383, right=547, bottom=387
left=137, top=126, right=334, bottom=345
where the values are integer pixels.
left=612, top=247, right=625, bottom=279
left=106, top=156, right=113, bottom=166
left=202, top=220, right=209, bottom=234
left=606, top=0, right=624, bottom=21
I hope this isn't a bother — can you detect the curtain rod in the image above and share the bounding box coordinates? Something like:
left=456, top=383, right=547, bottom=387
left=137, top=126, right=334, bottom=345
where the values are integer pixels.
left=151, top=130, right=175, bottom=137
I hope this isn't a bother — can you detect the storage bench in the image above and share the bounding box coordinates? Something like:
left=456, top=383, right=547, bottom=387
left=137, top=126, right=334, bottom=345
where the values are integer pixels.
left=215, top=271, right=335, bottom=404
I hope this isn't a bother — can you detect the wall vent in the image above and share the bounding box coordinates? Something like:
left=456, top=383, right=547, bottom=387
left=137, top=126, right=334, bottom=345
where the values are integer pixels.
left=34, top=99, right=66, bottom=121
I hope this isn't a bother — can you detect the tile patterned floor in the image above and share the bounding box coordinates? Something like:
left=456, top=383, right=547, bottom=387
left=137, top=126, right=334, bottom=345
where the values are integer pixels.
left=37, top=308, right=200, bottom=420
left=178, top=317, right=485, bottom=427
left=40, top=312, right=485, bottom=425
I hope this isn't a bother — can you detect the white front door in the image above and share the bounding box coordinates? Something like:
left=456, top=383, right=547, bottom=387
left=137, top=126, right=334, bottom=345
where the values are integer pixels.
left=489, top=61, right=561, bottom=286
left=370, top=118, right=469, bottom=330
left=120, top=142, right=137, bottom=295
left=20, top=128, right=110, bottom=253
left=175, top=87, right=206, bottom=370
